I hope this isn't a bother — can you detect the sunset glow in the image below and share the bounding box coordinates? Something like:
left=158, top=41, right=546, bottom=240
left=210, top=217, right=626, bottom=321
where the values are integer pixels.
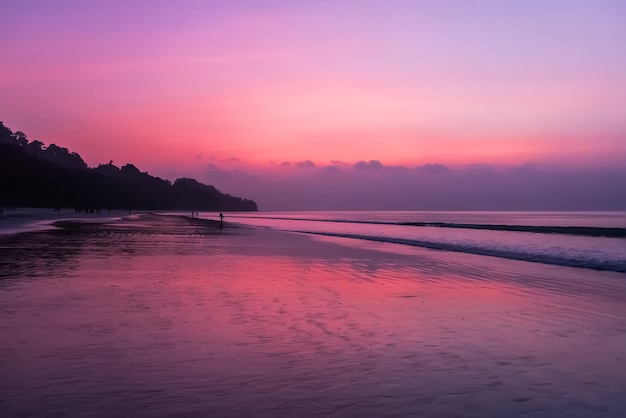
left=2, top=1, right=625, bottom=209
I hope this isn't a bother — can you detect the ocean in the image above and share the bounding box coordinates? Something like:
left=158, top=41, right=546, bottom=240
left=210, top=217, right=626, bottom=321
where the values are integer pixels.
left=220, top=211, right=626, bottom=273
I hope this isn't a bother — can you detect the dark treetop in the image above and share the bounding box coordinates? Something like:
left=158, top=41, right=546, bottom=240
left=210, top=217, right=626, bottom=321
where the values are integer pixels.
left=0, top=121, right=257, bottom=211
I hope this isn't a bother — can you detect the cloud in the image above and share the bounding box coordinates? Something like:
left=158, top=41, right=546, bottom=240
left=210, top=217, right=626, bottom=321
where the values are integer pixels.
left=414, top=163, right=450, bottom=174
left=189, top=160, right=626, bottom=211
left=354, top=160, right=383, bottom=170
left=295, top=159, right=316, bottom=168
left=322, top=164, right=342, bottom=174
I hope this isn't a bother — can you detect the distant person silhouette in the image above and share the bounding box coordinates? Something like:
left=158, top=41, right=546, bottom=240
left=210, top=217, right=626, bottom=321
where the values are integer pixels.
left=219, top=212, right=224, bottom=228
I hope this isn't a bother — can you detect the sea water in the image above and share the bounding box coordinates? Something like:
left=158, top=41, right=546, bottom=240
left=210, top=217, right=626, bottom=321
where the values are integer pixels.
left=2, top=210, right=624, bottom=272
left=221, top=211, right=626, bottom=273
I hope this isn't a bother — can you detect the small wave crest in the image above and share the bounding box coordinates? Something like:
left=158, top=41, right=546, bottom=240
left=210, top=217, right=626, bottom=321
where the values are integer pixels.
left=399, top=222, right=626, bottom=238
left=231, top=215, right=626, bottom=238
left=290, top=230, right=626, bottom=273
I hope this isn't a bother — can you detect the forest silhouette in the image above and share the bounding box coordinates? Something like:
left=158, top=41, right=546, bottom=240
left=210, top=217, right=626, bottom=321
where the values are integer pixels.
left=0, top=122, right=257, bottom=212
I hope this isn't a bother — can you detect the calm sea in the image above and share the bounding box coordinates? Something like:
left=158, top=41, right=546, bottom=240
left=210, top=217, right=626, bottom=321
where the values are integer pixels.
left=2, top=209, right=624, bottom=272
left=221, top=211, right=626, bottom=273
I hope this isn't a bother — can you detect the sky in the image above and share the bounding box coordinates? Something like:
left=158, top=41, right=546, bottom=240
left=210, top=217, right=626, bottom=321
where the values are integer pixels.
left=1, top=1, right=625, bottom=210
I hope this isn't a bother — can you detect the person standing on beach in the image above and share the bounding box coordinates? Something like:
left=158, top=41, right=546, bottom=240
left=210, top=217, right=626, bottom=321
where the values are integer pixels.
left=219, top=212, right=224, bottom=228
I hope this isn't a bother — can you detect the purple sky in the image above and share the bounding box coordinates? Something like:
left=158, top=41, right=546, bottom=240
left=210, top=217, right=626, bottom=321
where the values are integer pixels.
left=1, top=1, right=625, bottom=209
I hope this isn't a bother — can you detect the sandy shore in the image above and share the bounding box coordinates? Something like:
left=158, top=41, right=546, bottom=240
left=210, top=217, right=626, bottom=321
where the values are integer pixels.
left=0, top=208, right=132, bottom=236
left=1, top=214, right=625, bottom=417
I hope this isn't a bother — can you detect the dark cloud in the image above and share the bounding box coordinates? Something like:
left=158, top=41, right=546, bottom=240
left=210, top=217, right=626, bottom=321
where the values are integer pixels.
left=323, top=165, right=342, bottom=174
left=296, top=160, right=316, bottom=168
left=188, top=161, right=626, bottom=211
left=354, top=160, right=383, bottom=170
left=416, top=163, right=450, bottom=174
left=465, top=164, right=496, bottom=175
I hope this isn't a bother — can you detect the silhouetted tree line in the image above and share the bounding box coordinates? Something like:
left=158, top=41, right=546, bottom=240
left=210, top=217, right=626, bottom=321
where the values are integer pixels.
left=0, top=121, right=257, bottom=211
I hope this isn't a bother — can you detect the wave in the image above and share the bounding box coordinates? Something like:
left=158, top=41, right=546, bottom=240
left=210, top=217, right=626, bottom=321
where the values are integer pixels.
left=399, top=222, right=626, bottom=238
left=288, top=230, right=626, bottom=273
left=231, top=215, right=626, bottom=238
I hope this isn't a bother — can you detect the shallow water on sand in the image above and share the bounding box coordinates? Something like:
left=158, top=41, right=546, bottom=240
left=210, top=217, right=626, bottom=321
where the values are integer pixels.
left=1, top=215, right=625, bottom=417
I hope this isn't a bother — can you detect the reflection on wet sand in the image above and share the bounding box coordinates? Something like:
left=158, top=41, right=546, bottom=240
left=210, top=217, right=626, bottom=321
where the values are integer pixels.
left=1, top=214, right=625, bottom=417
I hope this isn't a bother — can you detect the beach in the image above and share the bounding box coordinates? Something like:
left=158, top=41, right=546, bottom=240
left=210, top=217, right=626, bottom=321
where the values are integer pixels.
left=1, top=213, right=625, bottom=417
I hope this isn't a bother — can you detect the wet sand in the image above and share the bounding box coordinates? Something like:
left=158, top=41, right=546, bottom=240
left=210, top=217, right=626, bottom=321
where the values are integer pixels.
left=1, top=214, right=625, bottom=417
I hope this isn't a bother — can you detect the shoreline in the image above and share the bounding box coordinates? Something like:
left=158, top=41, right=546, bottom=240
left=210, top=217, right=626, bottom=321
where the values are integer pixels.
left=0, top=207, right=132, bottom=237
left=2, top=210, right=625, bottom=282
left=0, top=209, right=626, bottom=274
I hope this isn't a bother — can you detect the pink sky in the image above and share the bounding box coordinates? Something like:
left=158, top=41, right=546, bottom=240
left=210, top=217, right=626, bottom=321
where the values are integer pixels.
left=1, top=1, right=625, bottom=208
